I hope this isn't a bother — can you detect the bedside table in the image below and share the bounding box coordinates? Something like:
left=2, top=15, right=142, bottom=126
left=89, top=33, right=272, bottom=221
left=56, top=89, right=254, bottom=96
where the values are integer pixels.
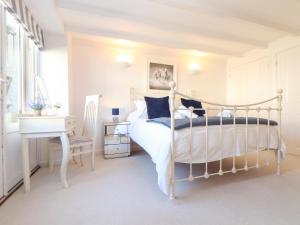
left=104, top=121, right=131, bottom=159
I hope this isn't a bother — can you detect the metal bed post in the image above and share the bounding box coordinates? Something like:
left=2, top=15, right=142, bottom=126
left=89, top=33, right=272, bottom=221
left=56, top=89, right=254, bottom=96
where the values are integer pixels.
left=219, top=107, right=223, bottom=176
left=188, top=107, right=194, bottom=181
left=266, top=108, right=271, bottom=167
left=276, top=89, right=283, bottom=176
left=244, top=107, right=249, bottom=171
left=204, top=109, right=209, bottom=178
left=256, top=107, right=260, bottom=169
left=232, top=107, right=237, bottom=174
left=169, top=82, right=176, bottom=200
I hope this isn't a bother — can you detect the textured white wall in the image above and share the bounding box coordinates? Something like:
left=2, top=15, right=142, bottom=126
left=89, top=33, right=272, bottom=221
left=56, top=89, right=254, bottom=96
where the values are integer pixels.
left=70, top=37, right=228, bottom=150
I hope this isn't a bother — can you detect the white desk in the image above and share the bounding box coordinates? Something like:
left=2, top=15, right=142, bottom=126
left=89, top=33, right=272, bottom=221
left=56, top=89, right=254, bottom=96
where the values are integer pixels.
left=19, top=115, right=76, bottom=192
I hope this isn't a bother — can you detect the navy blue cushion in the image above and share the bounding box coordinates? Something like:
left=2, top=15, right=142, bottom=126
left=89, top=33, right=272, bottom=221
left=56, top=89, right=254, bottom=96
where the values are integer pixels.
left=181, top=98, right=205, bottom=117
left=144, top=96, right=170, bottom=119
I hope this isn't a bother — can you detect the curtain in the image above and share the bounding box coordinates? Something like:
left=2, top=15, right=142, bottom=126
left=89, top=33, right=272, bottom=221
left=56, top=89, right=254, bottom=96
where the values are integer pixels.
left=2, top=0, right=44, bottom=48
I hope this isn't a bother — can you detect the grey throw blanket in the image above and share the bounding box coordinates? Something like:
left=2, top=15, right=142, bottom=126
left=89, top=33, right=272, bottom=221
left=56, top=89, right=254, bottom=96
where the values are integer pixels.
left=147, top=116, right=278, bottom=130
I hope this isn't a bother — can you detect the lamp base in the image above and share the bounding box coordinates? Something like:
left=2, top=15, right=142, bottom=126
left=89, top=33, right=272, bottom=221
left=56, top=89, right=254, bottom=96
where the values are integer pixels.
left=112, top=116, right=119, bottom=122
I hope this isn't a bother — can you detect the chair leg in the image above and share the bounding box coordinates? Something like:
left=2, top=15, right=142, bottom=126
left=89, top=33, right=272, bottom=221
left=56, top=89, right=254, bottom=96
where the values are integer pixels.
left=91, top=144, right=95, bottom=170
left=79, top=147, right=83, bottom=166
left=72, top=148, right=77, bottom=164
left=48, top=141, right=54, bottom=173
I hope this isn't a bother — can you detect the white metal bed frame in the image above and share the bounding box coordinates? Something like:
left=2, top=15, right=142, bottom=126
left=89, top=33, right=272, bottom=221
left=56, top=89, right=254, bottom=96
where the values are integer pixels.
left=168, top=82, right=283, bottom=200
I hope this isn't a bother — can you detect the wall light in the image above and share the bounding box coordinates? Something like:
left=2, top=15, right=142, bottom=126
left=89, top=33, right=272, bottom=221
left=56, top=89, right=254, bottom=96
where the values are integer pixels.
left=116, top=54, right=133, bottom=67
left=189, top=63, right=202, bottom=75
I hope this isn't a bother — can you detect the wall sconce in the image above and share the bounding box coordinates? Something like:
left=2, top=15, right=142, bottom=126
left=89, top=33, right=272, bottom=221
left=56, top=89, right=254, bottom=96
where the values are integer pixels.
left=116, top=54, right=133, bottom=67
left=189, top=63, right=202, bottom=75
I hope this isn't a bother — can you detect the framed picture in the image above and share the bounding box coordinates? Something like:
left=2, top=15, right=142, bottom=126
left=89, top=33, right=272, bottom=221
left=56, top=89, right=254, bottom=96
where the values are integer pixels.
left=147, top=60, right=177, bottom=92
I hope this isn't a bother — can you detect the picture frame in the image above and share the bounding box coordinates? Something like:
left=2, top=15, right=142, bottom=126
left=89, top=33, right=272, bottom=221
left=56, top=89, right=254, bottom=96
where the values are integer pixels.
left=147, top=59, right=177, bottom=92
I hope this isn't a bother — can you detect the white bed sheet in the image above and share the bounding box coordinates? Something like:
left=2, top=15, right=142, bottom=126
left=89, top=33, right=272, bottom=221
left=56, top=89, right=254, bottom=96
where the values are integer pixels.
left=126, top=112, right=285, bottom=196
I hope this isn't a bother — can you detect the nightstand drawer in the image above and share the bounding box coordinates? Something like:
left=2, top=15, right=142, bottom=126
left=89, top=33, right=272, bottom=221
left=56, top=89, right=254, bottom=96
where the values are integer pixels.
left=105, top=136, right=119, bottom=145
left=105, top=136, right=130, bottom=145
left=104, top=144, right=130, bottom=158
left=120, top=136, right=130, bottom=144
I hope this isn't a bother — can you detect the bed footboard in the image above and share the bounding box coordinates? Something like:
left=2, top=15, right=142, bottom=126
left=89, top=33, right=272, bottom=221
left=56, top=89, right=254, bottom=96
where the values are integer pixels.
left=168, top=82, right=283, bottom=200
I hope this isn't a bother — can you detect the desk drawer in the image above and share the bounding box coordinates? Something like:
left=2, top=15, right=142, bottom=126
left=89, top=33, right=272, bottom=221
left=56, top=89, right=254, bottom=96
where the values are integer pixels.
left=19, top=116, right=74, bottom=133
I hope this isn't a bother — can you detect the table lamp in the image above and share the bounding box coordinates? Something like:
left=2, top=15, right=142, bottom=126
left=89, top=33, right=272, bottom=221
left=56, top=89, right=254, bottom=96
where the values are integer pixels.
left=112, top=108, right=120, bottom=122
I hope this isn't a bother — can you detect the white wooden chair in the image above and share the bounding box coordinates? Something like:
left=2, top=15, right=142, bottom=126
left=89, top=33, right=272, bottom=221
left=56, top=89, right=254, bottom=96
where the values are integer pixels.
left=48, top=94, right=101, bottom=171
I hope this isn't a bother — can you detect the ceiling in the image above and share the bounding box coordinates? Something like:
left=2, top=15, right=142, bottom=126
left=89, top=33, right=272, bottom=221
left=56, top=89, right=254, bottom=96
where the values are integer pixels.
left=24, top=0, right=300, bottom=57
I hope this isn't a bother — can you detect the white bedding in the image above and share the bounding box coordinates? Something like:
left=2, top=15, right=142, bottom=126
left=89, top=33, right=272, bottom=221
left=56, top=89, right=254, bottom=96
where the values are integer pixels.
left=126, top=112, right=286, bottom=196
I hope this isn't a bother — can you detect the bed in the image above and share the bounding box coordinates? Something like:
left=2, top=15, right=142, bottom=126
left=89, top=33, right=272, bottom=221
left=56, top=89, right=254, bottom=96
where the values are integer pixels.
left=126, top=82, right=285, bottom=199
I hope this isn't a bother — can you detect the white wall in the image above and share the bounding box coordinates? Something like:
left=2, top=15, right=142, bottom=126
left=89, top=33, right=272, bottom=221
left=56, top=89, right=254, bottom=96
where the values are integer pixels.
left=69, top=36, right=228, bottom=150
left=227, top=35, right=300, bottom=155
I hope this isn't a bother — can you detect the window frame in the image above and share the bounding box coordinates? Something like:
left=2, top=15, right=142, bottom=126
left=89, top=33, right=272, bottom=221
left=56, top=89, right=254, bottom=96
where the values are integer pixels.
left=22, top=35, right=40, bottom=113
left=4, top=10, right=22, bottom=133
left=2, top=8, right=40, bottom=132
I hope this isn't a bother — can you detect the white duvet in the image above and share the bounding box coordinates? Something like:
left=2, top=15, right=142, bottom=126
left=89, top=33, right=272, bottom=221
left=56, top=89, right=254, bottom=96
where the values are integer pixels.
left=125, top=112, right=285, bottom=196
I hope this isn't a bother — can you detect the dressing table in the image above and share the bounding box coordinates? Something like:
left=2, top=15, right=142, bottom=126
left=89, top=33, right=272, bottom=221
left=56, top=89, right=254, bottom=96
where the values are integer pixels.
left=19, top=115, right=76, bottom=192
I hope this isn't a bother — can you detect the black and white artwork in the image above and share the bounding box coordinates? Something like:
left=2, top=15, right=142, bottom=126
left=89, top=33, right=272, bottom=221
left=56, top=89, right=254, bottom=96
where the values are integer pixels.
left=148, top=61, right=176, bottom=91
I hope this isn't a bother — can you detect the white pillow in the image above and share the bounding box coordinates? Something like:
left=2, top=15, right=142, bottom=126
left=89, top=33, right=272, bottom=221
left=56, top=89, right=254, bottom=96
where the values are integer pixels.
left=127, top=111, right=139, bottom=122
left=217, top=109, right=233, bottom=118
left=174, top=111, right=186, bottom=119
left=177, top=105, right=199, bottom=119
left=134, top=100, right=147, bottom=118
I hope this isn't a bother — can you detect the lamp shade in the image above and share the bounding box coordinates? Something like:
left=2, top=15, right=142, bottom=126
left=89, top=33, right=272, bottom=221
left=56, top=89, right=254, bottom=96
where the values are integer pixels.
left=189, top=63, right=202, bottom=75
left=112, top=108, right=120, bottom=116
left=116, top=54, right=133, bottom=67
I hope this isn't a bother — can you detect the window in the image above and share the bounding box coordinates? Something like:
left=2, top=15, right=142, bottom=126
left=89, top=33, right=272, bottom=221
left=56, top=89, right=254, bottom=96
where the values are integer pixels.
left=5, top=12, right=21, bottom=127
left=24, top=37, right=39, bottom=112
left=4, top=10, right=40, bottom=130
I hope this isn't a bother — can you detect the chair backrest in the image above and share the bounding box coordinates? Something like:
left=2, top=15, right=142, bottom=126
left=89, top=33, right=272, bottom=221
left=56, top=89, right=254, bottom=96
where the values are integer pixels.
left=82, top=94, right=101, bottom=141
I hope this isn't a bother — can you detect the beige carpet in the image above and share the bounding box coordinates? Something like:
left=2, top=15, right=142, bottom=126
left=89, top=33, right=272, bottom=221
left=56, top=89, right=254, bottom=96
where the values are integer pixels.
left=1, top=150, right=300, bottom=225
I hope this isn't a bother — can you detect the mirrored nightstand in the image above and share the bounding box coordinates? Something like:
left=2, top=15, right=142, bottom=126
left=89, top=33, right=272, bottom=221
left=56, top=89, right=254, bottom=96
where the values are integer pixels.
left=104, top=121, right=131, bottom=159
